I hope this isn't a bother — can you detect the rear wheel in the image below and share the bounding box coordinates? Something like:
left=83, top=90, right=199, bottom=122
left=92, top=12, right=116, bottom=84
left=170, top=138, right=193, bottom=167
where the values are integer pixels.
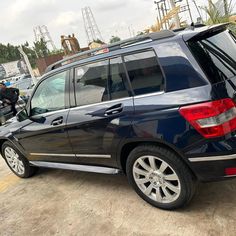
left=126, top=145, right=196, bottom=210
left=2, top=141, right=37, bottom=178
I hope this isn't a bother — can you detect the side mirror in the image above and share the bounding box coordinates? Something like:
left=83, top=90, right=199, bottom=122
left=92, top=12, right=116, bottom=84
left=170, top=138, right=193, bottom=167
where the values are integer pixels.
left=30, top=116, right=46, bottom=124
left=16, top=108, right=46, bottom=124
left=16, top=109, right=29, bottom=122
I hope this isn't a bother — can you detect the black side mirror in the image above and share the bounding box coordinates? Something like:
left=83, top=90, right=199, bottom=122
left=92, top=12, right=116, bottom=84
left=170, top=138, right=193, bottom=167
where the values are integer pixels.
left=16, top=108, right=46, bottom=124
left=16, top=109, right=29, bottom=122
left=30, top=116, right=46, bottom=124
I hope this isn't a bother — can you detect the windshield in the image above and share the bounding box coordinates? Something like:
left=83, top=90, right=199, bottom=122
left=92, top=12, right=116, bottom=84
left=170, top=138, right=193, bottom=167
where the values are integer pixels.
left=188, top=30, right=236, bottom=84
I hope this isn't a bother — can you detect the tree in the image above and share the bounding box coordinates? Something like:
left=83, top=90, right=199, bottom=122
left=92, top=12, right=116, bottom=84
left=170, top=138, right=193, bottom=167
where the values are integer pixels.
left=203, top=0, right=234, bottom=24
left=202, top=0, right=236, bottom=34
left=33, top=38, right=49, bottom=58
left=0, top=43, right=21, bottom=64
left=136, top=31, right=145, bottom=36
left=93, top=39, right=105, bottom=44
left=109, top=36, right=121, bottom=44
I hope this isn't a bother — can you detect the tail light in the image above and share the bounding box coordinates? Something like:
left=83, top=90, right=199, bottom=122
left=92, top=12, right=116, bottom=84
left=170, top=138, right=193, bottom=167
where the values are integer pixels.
left=179, top=98, right=236, bottom=138
left=225, top=167, right=236, bottom=176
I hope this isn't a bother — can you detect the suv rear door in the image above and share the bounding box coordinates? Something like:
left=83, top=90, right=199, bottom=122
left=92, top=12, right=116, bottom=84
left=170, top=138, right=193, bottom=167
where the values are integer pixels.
left=67, top=57, right=134, bottom=166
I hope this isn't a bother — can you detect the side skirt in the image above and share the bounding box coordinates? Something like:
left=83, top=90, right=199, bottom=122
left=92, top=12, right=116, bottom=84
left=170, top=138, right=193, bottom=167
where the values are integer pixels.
left=29, top=161, right=121, bottom=175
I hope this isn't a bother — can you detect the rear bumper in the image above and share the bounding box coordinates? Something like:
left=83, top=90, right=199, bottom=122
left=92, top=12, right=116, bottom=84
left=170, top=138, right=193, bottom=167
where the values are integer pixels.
left=187, top=153, right=236, bottom=182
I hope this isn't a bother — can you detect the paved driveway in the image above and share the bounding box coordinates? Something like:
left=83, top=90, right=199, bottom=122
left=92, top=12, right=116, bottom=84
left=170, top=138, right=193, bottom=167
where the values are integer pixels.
left=0, top=157, right=236, bottom=236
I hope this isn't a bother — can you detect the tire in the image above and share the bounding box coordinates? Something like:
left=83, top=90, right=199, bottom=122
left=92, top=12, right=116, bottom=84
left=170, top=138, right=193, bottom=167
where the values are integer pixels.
left=126, top=145, right=196, bottom=210
left=2, top=141, right=37, bottom=178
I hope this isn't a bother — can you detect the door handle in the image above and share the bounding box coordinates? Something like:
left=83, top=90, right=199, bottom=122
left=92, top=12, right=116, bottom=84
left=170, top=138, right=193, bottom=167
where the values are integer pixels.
left=51, top=117, right=63, bottom=126
left=104, top=104, right=123, bottom=116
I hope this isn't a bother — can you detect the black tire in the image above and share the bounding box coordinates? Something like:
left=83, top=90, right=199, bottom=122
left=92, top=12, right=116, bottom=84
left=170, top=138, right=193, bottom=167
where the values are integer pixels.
left=2, top=141, right=37, bottom=178
left=126, top=145, right=197, bottom=210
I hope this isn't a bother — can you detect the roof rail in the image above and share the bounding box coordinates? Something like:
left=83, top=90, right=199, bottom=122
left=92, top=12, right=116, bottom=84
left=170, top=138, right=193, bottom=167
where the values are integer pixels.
left=45, top=30, right=175, bottom=73
left=173, top=23, right=206, bottom=32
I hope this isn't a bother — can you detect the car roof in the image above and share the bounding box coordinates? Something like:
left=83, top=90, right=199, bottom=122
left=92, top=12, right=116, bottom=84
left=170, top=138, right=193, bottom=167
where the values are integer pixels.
left=175, top=23, right=229, bottom=41
left=44, top=23, right=229, bottom=78
left=45, top=30, right=176, bottom=74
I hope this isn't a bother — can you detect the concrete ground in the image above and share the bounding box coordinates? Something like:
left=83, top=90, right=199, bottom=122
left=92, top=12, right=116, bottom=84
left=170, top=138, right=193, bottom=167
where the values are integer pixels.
left=1, top=157, right=236, bottom=236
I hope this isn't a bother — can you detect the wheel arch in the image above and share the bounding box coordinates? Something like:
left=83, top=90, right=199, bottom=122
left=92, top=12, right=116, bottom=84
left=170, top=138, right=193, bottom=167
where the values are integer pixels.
left=0, top=138, right=26, bottom=159
left=118, top=139, right=194, bottom=176
left=0, top=138, right=10, bottom=157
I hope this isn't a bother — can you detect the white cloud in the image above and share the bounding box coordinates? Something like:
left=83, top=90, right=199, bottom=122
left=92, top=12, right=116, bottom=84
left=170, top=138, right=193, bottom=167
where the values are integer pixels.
left=0, top=0, right=230, bottom=49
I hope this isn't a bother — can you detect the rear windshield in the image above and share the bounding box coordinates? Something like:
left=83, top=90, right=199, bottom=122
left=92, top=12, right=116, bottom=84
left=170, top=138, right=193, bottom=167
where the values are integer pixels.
left=188, top=30, right=236, bottom=84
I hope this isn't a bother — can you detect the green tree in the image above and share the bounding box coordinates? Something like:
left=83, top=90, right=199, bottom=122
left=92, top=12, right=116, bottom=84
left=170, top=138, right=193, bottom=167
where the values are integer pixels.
left=0, top=43, right=21, bottom=63
left=202, top=0, right=234, bottom=24
left=33, top=38, right=49, bottom=58
left=109, top=36, right=121, bottom=44
left=93, top=39, right=105, bottom=44
left=136, top=31, right=145, bottom=36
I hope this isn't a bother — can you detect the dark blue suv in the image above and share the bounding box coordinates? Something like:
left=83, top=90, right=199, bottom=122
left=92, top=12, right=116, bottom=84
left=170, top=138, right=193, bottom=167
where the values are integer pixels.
left=1, top=24, right=236, bottom=210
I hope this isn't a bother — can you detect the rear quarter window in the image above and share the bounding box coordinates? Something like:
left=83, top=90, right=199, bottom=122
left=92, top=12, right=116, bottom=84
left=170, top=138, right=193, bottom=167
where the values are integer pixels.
left=188, top=30, right=236, bottom=84
left=124, top=50, right=164, bottom=96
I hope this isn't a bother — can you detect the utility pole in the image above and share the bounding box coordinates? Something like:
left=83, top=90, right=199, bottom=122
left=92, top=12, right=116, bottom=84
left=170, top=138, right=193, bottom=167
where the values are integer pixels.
left=154, top=1, right=164, bottom=29
left=169, top=0, right=180, bottom=28
left=223, top=0, right=229, bottom=17
left=163, top=0, right=170, bottom=28
left=186, top=0, right=193, bottom=23
left=192, top=0, right=203, bottom=22
left=161, top=3, right=168, bottom=29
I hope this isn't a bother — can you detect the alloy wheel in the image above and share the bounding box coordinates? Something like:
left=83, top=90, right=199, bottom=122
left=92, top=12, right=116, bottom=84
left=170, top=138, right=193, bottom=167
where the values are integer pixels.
left=4, top=147, right=25, bottom=175
left=133, top=155, right=181, bottom=204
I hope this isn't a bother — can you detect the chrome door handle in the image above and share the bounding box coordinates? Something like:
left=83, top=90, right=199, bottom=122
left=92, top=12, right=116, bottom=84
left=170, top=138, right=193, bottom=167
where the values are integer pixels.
left=51, top=117, right=63, bottom=126
left=104, top=104, right=123, bottom=116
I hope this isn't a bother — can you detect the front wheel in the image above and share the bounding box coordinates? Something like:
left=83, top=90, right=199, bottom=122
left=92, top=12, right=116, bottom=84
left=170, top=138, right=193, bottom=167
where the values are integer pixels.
left=126, top=145, right=196, bottom=210
left=2, top=141, right=37, bottom=178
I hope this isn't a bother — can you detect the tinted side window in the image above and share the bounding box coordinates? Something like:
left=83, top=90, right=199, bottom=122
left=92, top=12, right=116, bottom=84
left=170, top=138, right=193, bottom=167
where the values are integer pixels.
left=75, top=60, right=109, bottom=106
left=109, top=57, right=129, bottom=100
left=124, top=51, right=164, bottom=95
left=31, top=71, right=67, bottom=116
left=188, top=31, right=236, bottom=83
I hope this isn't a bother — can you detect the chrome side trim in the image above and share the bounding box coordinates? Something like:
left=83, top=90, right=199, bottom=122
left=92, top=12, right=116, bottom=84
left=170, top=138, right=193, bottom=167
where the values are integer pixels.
left=133, top=91, right=164, bottom=99
left=76, top=154, right=111, bottom=159
left=29, top=161, right=120, bottom=174
left=30, top=153, right=75, bottom=157
left=69, top=91, right=165, bottom=111
left=30, top=153, right=111, bottom=159
left=224, top=174, right=236, bottom=178
left=188, top=154, right=236, bottom=162
left=70, top=97, right=132, bottom=111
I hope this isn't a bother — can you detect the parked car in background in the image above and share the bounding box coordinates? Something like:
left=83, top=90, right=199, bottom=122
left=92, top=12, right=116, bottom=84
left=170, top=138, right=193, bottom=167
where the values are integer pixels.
left=0, top=24, right=236, bottom=210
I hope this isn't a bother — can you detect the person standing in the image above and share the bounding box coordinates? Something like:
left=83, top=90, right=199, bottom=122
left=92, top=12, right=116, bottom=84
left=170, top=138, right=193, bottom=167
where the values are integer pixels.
left=0, top=83, right=19, bottom=116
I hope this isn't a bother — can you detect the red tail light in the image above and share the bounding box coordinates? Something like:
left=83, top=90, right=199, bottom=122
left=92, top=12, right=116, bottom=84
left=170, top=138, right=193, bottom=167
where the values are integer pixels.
left=225, top=167, right=236, bottom=176
left=179, top=98, right=236, bottom=138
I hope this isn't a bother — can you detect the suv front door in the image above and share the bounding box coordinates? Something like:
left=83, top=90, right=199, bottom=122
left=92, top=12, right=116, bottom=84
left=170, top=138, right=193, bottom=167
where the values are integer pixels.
left=16, top=70, right=74, bottom=162
left=67, top=57, right=134, bottom=166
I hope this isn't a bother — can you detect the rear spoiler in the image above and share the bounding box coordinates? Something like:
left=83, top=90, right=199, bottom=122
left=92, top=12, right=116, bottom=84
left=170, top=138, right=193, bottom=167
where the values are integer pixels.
left=183, top=23, right=230, bottom=41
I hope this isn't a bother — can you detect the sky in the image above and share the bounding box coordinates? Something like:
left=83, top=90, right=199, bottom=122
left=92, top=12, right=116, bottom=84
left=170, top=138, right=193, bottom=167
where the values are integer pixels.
left=0, top=0, right=234, bottom=49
